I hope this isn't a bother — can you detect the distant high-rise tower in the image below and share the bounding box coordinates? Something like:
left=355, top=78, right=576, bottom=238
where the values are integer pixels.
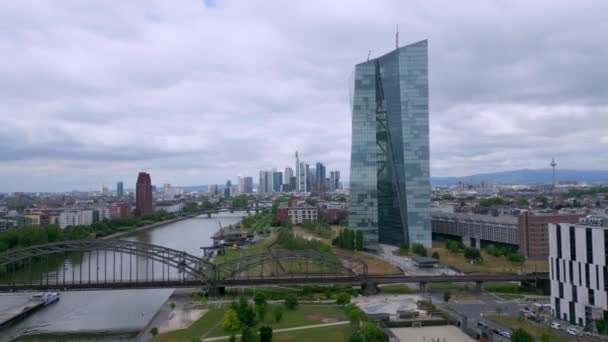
left=116, top=181, right=124, bottom=197
left=550, top=157, right=557, bottom=189
left=135, top=172, right=153, bottom=215
left=224, top=180, right=232, bottom=198
left=348, top=40, right=431, bottom=248
left=243, top=177, right=254, bottom=193
left=295, top=151, right=301, bottom=192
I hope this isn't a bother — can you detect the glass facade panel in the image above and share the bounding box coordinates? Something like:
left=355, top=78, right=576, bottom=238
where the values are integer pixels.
left=348, top=40, right=431, bottom=247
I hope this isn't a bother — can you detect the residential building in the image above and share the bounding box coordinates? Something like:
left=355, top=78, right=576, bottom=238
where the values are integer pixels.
left=156, top=202, right=183, bottom=213
left=518, top=212, right=582, bottom=260
left=163, top=183, right=174, bottom=200
left=135, top=172, right=153, bottom=215
left=273, top=171, right=283, bottom=192
left=59, top=210, right=93, bottom=229
left=116, top=181, right=124, bottom=197
left=287, top=205, right=318, bottom=224
left=109, top=203, right=131, bottom=219
left=208, top=184, right=218, bottom=196
left=243, top=177, right=254, bottom=194
left=549, top=216, right=608, bottom=328
left=94, top=206, right=111, bottom=221
left=348, top=40, right=431, bottom=247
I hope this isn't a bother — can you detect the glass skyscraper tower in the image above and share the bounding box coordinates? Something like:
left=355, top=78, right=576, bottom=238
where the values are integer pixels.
left=348, top=40, right=431, bottom=248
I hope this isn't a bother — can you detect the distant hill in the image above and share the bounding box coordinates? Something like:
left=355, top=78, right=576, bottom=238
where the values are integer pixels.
left=431, top=169, right=608, bottom=186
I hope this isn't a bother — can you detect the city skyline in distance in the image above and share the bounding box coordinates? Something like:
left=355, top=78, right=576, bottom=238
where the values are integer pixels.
left=1, top=1, right=607, bottom=192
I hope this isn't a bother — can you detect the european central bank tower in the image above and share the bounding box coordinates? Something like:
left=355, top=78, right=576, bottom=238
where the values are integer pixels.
left=348, top=40, right=431, bottom=248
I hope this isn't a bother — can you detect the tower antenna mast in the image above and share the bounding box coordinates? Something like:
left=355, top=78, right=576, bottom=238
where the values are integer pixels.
left=550, top=157, right=557, bottom=189
left=395, top=24, right=399, bottom=49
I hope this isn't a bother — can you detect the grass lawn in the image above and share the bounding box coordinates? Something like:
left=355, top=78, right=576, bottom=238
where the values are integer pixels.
left=274, top=323, right=356, bottom=342
left=486, top=315, right=572, bottom=342
left=156, top=308, right=225, bottom=342
left=379, top=284, right=415, bottom=294
left=156, top=305, right=348, bottom=341
left=333, top=247, right=401, bottom=275
left=430, top=242, right=548, bottom=274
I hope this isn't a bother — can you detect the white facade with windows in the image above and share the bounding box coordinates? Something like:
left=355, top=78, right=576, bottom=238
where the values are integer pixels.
left=288, top=206, right=318, bottom=224
left=549, top=216, right=608, bottom=328
left=59, top=210, right=93, bottom=229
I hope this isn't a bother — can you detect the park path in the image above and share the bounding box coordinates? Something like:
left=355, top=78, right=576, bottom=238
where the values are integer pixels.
left=202, top=320, right=350, bottom=341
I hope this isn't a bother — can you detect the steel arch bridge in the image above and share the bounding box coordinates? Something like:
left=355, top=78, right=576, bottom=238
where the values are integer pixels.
left=0, top=240, right=368, bottom=291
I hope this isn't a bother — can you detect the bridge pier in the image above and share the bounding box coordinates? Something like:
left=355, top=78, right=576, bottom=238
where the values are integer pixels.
left=419, top=282, right=427, bottom=293
left=475, top=281, right=483, bottom=292
left=361, top=281, right=379, bottom=295
left=207, top=213, right=212, bottom=218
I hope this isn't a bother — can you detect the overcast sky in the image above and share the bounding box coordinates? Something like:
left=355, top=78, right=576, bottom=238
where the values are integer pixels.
left=1, top=0, right=607, bottom=192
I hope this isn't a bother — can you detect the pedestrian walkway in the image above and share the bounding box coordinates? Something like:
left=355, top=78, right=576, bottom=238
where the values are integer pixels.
left=202, top=321, right=350, bottom=341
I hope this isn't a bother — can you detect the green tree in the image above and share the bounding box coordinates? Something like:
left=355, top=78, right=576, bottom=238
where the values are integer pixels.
left=149, top=326, right=159, bottom=339
left=347, top=307, right=368, bottom=326
left=412, top=243, right=427, bottom=256
left=349, top=332, right=365, bottom=342
left=336, top=292, right=352, bottom=305
left=540, top=328, right=552, bottom=342
left=254, top=292, right=267, bottom=307
left=443, top=291, right=451, bottom=302
left=170, top=302, right=176, bottom=310
left=359, top=322, right=386, bottom=342
left=431, top=251, right=440, bottom=260
left=259, top=326, right=273, bottom=342
left=597, top=319, right=608, bottom=334
left=241, top=327, right=257, bottom=342
left=273, top=305, right=283, bottom=323
left=441, top=194, right=456, bottom=201
left=256, top=303, right=267, bottom=322
left=284, top=295, right=298, bottom=310
left=355, top=230, right=364, bottom=250
left=464, top=247, right=481, bottom=261
left=229, top=336, right=236, bottom=342
left=511, top=328, right=534, bottom=342
left=515, top=198, right=529, bottom=206
left=223, top=308, right=241, bottom=331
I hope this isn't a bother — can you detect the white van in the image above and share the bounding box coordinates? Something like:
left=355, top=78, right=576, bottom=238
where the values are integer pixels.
left=551, top=322, right=561, bottom=329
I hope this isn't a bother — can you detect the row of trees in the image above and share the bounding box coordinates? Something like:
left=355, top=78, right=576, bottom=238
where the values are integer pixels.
left=0, top=210, right=176, bottom=253
left=301, top=220, right=333, bottom=239
left=332, top=228, right=364, bottom=251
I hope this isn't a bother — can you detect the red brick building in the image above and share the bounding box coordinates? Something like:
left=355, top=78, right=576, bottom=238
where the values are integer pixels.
left=135, top=172, right=153, bottom=216
left=517, top=212, right=582, bottom=259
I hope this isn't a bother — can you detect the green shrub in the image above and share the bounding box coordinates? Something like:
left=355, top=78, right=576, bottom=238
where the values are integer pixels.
left=284, top=295, right=298, bottom=310
left=412, top=243, right=427, bottom=256
left=336, top=292, right=352, bottom=305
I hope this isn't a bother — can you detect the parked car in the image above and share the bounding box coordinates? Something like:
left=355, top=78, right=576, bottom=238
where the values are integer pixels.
left=499, top=330, right=511, bottom=338
left=477, top=321, right=489, bottom=328
left=551, top=322, right=561, bottom=329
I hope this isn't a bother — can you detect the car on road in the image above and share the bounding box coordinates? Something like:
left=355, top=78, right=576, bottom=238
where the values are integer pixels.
left=499, top=330, right=511, bottom=338
left=566, top=327, right=581, bottom=336
left=551, top=322, right=561, bottom=329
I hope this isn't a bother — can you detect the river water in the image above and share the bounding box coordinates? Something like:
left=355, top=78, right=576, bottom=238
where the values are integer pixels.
left=0, top=213, right=244, bottom=342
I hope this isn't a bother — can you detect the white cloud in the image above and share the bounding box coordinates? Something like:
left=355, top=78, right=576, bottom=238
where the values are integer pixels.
left=0, top=0, right=607, bottom=191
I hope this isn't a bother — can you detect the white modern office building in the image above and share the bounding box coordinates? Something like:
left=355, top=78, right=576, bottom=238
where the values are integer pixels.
left=549, top=215, right=608, bottom=328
